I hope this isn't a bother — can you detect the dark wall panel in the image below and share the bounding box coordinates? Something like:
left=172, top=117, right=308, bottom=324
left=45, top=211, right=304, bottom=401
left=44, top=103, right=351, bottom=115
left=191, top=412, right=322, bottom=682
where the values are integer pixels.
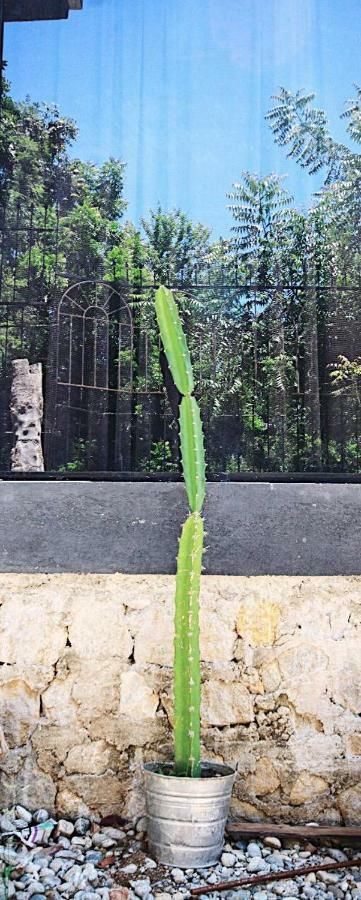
left=0, top=482, right=360, bottom=575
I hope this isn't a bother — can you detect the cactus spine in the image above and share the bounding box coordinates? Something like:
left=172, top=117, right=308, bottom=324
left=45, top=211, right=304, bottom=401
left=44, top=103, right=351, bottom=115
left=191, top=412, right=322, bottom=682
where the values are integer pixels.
left=155, top=285, right=206, bottom=777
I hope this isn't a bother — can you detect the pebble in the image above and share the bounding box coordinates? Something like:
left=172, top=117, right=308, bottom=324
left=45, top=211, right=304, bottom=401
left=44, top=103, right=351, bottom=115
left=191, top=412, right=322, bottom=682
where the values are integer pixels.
left=247, top=856, right=270, bottom=873
left=264, top=836, right=282, bottom=850
left=247, top=841, right=263, bottom=858
left=132, top=879, right=151, bottom=899
left=16, top=804, right=33, bottom=823
left=0, top=805, right=360, bottom=900
left=0, top=813, right=16, bottom=832
left=56, top=818, right=76, bottom=837
left=75, top=817, right=91, bottom=835
left=171, top=867, right=187, bottom=882
left=221, top=851, right=237, bottom=866
left=33, top=809, right=50, bottom=824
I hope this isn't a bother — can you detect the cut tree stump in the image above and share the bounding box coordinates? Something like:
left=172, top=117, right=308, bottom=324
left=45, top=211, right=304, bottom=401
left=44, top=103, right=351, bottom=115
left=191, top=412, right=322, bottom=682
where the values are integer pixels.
left=10, top=359, right=45, bottom=472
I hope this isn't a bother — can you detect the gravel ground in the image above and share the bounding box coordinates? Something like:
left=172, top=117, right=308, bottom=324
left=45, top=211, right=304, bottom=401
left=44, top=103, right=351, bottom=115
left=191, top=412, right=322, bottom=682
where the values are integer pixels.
left=0, top=807, right=360, bottom=900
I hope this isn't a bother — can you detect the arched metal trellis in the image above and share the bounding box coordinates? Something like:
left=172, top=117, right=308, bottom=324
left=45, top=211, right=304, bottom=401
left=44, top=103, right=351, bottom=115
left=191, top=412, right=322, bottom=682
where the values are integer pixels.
left=45, top=280, right=136, bottom=471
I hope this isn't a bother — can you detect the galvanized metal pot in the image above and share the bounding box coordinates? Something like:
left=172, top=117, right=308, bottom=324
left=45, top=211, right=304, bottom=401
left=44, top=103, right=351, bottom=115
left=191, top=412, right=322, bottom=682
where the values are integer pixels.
left=143, top=761, right=235, bottom=868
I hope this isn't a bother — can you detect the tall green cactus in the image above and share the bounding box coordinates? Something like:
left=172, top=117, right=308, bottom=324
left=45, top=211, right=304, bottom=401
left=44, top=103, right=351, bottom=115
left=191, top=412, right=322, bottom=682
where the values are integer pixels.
left=155, top=285, right=206, bottom=777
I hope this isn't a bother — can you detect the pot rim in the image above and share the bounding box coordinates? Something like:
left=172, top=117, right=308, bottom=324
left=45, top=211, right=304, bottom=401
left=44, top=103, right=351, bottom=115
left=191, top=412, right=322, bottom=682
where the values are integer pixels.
left=143, top=760, right=235, bottom=781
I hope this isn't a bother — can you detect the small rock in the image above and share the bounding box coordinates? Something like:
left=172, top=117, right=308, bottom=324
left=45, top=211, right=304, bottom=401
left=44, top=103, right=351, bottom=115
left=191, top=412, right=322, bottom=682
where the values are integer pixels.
left=144, top=858, right=157, bottom=869
left=110, top=891, right=131, bottom=900
left=247, top=857, right=269, bottom=874
left=82, top=862, right=99, bottom=883
left=327, top=849, right=349, bottom=864
left=16, top=805, right=33, bottom=823
left=172, top=867, right=187, bottom=883
left=267, top=851, right=285, bottom=869
left=102, top=827, right=126, bottom=841
left=57, top=836, right=71, bottom=849
left=26, top=882, right=45, bottom=895
left=131, top=879, right=151, bottom=899
left=33, top=809, right=49, bottom=824
left=74, top=893, right=99, bottom=900
left=264, top=837, right=282, bottom=850
left=247, top=842, right=263, bottom=858
left=318, top=873, right=343, bottom=885
left=56, top=819, right=75, bottom=837
left=254, top=893, right=268, bottom=900
left=120, top=864, right=138, bottom=874
left=86, top=851, right=103, bottom=864
left=136, top=817, right=147, bottom=833
left=0, top=814, right=16, bottom=832
left=92, top=834, right=117, bottom=848
left=74, top=817, right=91, bottom=835
left=207, top=873, right=219, bottom=885
left=221, top=852, right=236, bottom=867
left=154, top=895, right=172, bottom=900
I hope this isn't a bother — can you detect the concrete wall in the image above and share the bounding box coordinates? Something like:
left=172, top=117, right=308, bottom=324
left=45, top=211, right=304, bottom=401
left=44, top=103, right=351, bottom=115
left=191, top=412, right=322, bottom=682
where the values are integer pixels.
left=0, top=482, right=360, bottom=822
left=1, top=481, right=361, bottom=574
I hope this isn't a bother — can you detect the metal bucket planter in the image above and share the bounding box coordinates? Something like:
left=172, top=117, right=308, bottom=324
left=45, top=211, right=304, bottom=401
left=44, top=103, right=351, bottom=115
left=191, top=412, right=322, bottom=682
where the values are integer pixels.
left=143, top=761, right=235, bottom=868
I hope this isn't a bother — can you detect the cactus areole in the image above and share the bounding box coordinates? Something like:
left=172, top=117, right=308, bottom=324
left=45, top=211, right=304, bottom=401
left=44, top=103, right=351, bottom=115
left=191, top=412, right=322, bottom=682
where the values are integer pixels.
left=155, top=285, right=206, bottom=777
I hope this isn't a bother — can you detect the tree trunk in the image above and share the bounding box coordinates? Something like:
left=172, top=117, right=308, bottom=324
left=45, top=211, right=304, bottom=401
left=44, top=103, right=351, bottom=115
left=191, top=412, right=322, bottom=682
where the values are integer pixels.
left=10, top=359, right=45, bottom=471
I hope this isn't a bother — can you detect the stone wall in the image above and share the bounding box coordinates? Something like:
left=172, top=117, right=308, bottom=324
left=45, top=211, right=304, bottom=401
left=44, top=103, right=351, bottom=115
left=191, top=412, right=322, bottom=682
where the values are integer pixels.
left=0, top=573, right=360, bottom=824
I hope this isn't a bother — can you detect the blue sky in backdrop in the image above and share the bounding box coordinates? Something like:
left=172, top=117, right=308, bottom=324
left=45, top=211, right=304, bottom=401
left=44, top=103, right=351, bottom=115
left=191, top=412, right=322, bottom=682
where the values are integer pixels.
left=5, top=0, right=361, bottom=237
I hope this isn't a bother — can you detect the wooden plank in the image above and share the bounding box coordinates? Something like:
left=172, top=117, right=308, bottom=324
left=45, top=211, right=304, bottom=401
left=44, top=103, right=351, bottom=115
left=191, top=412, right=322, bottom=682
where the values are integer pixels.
left=226, top=822, right=361, bottom=841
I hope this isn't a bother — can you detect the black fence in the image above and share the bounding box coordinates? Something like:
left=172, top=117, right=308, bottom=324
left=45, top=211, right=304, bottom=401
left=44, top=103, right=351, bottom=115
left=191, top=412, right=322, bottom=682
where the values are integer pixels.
left=1, top=201, right=361, bottom=475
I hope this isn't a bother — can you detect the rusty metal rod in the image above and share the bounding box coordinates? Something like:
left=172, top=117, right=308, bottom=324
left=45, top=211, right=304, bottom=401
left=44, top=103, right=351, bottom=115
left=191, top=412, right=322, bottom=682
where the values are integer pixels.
left=190, top=856, right=361, bottom=896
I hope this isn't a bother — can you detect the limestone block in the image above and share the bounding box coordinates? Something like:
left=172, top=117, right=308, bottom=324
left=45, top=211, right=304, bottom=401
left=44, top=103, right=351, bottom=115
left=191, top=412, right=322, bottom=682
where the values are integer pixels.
left=0, top=591, right=66, bottom=667
left=68, top=596, right=133, bottom=660
left=346, top=734, right=361, bottom=755
left=236, top=599, right=281, bottom=646
left=119, top=670, right=158, bottom=719
left=71, top=658, right=127, bottom=721
left=260, top=660, right=281, bottom=692
left=57, top=774, right=127, bottom=816
left=0, top=679, right=39, bottom=748
left=88, top=714, right=169, bottom=752
left=329, top=639, right=361, bottom=716
left=290, top=771, right=329, bottom=805
left=246, top=756, right=280, bottom=796
left=56, top=788, right=91, bottom=818
left=129, top=602, right=173, bottom=666
left=41, top=675, right=78, bottom=726
left=65, top=741, right=110, bottom=775
left=199, top=590, right=238, bottom=661
left=337, top=784, right=361, bottom=824
left=120, top=575, right=171, bottom=610
left=12, top=754, right=56, bottom=810
left=201, top=680, right=254, bottom=726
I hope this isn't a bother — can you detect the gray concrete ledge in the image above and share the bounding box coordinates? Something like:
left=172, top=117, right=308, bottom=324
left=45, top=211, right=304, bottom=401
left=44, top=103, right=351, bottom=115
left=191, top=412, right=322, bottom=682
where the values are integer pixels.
left=0, top=481, right=360, bottom=575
